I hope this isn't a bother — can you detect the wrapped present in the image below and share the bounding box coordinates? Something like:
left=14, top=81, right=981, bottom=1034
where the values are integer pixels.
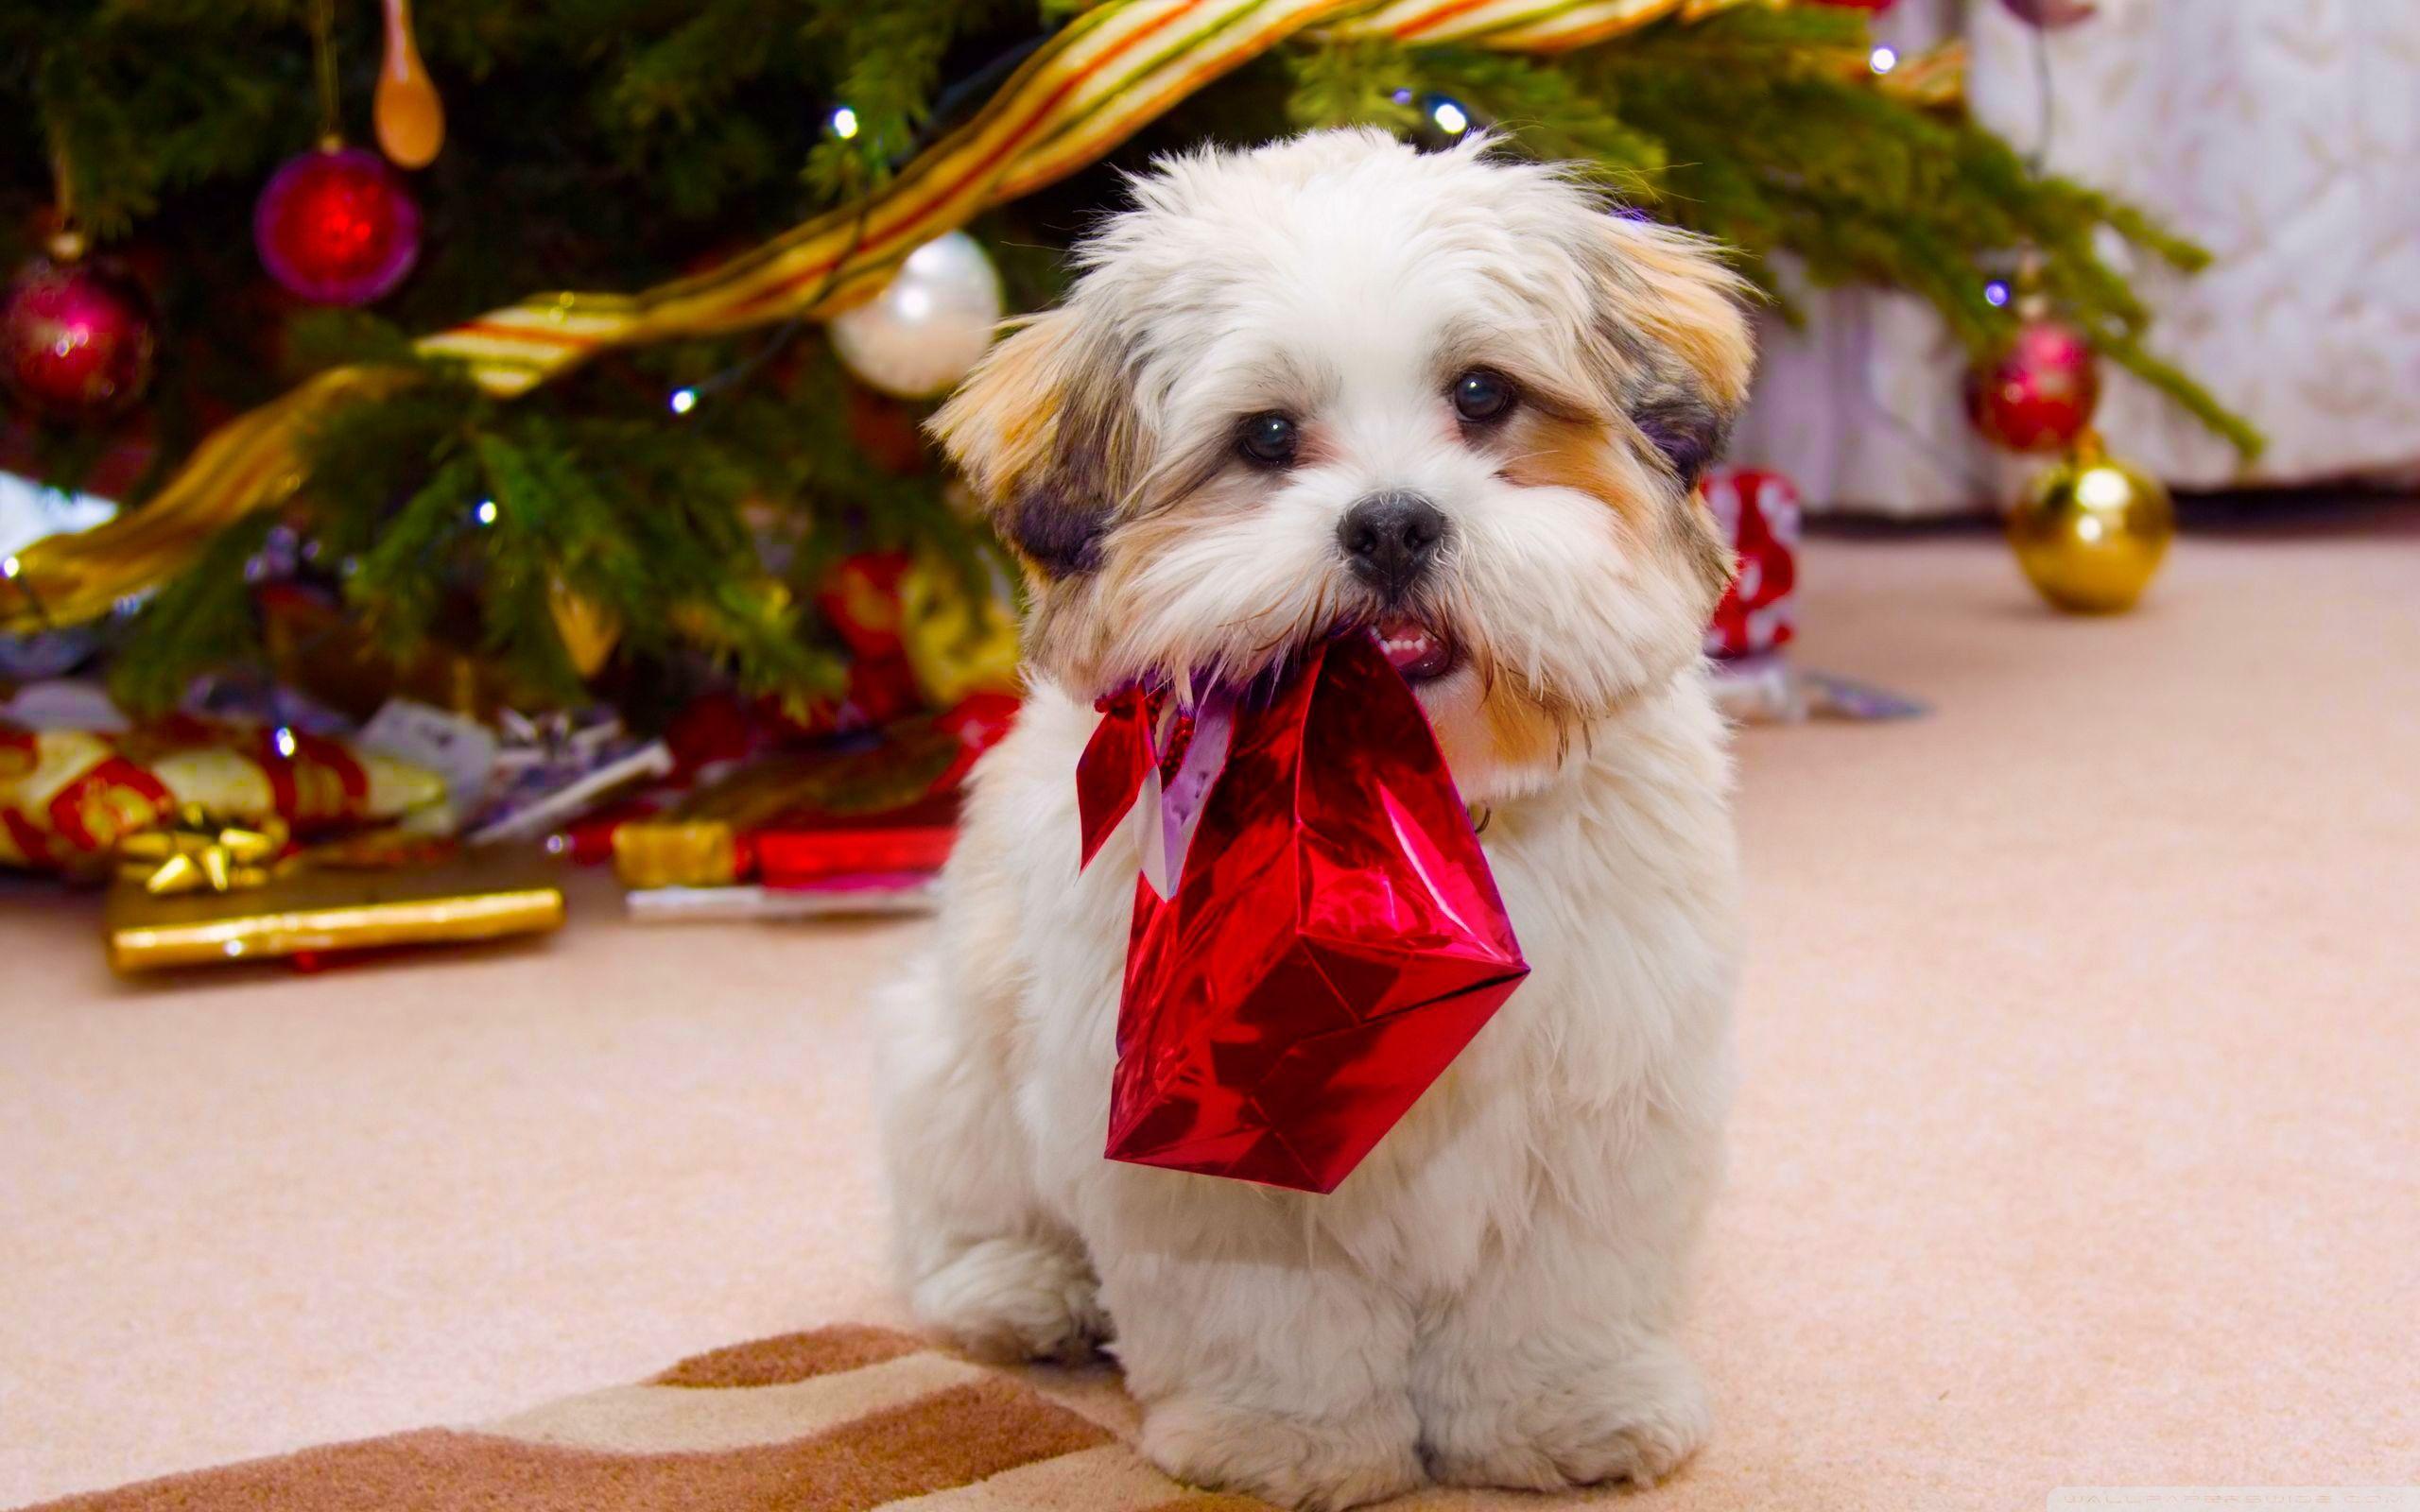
left=571, top=692, right=827, bottom=867
left=624, top=874, right=941, bottom=923
left=1702, top=467, right=1800, bottom=662
left=609, top=708, right=988, bottom=890
left=464, top=707, right=674, bottom=845
left=136, top=720, right=441, bottom=829
left=752, top=791, right=959, bottom=885
left=1694, top=469, right=1928, bottom=725
left=1079, top=633, right=1530, bottom=1194
left=1, top=717, right=442, bottom=874
left=104, top=845, right=563, bottom=972
left=612, top=816, right=741, bottom=889
left=356, top=698, right=503, bottom=827
left=607, top=695, right=1015, bottom=892
left=116, top=807, right=287, bottom=895
left=0, top=727, right=167, bottom=869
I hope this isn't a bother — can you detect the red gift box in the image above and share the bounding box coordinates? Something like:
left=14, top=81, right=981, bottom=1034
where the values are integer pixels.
left=1703, top=467, right=1801, bottom=661
left=754, top=789, right=959, bottom=885
left=1081, top=634, right=1530, bottom=1194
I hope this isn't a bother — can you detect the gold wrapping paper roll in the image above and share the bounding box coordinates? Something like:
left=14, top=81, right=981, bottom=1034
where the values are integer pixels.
left=105, top=851, right=564, bottom=972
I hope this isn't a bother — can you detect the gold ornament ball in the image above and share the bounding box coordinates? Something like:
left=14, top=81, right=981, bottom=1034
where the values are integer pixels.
left=2006, top=439, right=2174, bottom=613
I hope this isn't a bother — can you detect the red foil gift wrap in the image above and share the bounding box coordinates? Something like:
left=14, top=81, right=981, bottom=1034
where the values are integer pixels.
left=1076, top=686, right=1166, bottom=868
left=753, top=790, right=959, bottom=886
left=1084, top=634, right=1530, bottom=1194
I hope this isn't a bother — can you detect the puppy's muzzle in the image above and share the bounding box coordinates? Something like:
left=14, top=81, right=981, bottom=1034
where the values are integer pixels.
left=1338, top=491, right=1447, bottom=601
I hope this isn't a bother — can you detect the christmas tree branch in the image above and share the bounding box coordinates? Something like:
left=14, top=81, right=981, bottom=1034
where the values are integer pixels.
left=12, top=0, right=2265, bottom=713
left=1276, top=6, right=2261, bottom=459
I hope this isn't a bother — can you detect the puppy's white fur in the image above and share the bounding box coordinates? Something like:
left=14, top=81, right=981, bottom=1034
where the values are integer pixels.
left=880, top=131, right=1751, bottom=1510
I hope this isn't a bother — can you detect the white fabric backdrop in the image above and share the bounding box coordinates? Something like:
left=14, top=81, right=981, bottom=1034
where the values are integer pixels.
left=1728, top=0, right=2420, bottom=515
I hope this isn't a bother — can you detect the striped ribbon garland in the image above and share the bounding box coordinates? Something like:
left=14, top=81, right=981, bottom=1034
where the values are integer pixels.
left=6, top=0, right=1845, bottom=631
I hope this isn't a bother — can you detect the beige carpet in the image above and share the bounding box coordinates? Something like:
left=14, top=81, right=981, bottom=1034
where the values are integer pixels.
left=4, top=512, right=2415, bottom=1509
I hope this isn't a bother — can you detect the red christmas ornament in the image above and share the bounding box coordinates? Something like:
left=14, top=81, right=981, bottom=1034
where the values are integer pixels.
left=0, top=248, right=157, bottom=422
left=253, top=146, right=424, bottom=306
left=1964, top=318, right=2100, bottom=454
left=1079, top=633, right=1530, bottom=1194
left=1702, top=468, right=1802, bottom=661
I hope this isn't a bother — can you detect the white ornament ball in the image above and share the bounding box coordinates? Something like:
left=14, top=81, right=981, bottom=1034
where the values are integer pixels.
left=829, top=232, right=1004, bottom=399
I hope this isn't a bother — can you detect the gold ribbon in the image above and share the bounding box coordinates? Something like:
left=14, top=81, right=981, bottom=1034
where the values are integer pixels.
left=6, top=0, right=1910, bottom=633
left=116, top=806, right=290, bottom=895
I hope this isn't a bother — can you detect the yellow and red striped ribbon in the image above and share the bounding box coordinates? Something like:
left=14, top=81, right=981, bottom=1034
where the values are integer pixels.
left=6, top=0, right=1836, bottom=631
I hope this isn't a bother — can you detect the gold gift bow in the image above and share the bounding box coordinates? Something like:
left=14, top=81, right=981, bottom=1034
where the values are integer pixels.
left=4, top=0, right=1950, bottom=632
left=116, top=806, right=291, bottom=895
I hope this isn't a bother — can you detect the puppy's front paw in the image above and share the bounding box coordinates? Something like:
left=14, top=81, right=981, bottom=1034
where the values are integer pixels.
left=909, top=1236, right=1107, bottom=1365
left=1142, top=1393, right=1423, bottom=1512
left=1424, top=1334, right=1710, bottom=1492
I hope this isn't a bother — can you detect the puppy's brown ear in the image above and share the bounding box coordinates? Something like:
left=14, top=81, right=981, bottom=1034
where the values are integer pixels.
left=1596, top=217, right=1756, bottom=417
left=1581, top=215, right=1757, bottom=608
left=928, top=306, right=1141, bottom=579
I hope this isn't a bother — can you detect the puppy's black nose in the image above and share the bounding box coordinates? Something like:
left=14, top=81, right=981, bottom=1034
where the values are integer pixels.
left=1338, top=492, right=1447, bottom=596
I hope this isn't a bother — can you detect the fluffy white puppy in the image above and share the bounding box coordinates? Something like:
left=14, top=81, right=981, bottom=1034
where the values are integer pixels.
left=880, top=129, right=1752, bottom=1510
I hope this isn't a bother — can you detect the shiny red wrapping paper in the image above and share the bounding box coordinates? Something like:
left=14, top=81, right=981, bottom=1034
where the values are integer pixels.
left=1079, top=634, right=1529, bottom=1194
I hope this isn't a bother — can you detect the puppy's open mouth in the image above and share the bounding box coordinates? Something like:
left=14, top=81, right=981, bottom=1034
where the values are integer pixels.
left=1372, top=614, right=1460, bottom=683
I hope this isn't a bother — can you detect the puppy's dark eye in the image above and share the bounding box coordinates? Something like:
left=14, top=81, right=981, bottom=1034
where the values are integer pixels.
left=1451, top=369, right=1515, bottom=424
left=1236, top=411, right=1300, bottom=468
